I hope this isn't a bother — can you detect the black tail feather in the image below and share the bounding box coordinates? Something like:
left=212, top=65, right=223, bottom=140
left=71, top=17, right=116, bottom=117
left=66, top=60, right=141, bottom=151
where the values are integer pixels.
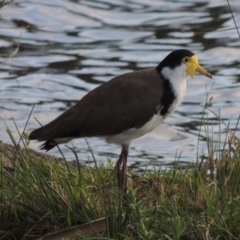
left=40, top=139, right=58, bottom=151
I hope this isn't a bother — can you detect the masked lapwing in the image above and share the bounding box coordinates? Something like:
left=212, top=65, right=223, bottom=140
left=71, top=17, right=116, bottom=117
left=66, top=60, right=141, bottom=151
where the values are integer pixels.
left=29, top=49, right=212, bottom=191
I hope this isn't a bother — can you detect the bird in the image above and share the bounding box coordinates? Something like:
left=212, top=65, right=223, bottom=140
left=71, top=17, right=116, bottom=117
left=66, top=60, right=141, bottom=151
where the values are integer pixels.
left=29, top=49, right=212, bottom=192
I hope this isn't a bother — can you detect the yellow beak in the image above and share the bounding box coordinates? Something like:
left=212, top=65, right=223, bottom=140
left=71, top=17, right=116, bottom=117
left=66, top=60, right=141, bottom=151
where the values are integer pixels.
left=187, top=55, right=212, bottom=79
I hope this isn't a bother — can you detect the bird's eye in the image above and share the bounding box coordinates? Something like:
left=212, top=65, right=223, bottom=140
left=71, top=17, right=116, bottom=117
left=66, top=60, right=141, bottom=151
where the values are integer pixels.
left=185, top=58, right=188, bottom=62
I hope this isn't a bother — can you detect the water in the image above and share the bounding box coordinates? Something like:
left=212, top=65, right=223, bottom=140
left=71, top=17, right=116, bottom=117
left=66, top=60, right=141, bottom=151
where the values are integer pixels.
left=1, top=0, right=240, bottom=170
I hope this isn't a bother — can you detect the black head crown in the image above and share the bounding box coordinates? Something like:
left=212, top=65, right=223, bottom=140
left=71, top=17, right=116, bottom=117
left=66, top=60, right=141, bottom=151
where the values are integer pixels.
left=157, top=49, right=194, bottom=72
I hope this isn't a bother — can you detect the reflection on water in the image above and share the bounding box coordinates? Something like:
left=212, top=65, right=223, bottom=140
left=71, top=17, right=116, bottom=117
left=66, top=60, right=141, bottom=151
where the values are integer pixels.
left=1, top=0, right=240, bottom=169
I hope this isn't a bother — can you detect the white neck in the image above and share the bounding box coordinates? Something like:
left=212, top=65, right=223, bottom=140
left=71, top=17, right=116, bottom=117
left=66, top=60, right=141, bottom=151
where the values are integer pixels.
left=161, top=64, right=188, bottom=114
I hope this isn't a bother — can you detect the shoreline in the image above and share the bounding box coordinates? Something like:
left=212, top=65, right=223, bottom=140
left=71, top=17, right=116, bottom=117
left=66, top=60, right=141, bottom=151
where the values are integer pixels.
left=0, top=140, right=61, bottom=167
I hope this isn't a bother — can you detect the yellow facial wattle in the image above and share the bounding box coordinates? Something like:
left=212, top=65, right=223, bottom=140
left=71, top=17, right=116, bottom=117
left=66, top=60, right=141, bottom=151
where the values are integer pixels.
left=183, top=55, right=212, bottom=79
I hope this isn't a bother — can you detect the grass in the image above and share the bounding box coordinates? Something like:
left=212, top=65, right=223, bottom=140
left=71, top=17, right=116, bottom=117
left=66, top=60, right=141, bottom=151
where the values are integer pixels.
left=1, top=116, right=240, bottom=240
left=1, top=1, right=240, bottom=239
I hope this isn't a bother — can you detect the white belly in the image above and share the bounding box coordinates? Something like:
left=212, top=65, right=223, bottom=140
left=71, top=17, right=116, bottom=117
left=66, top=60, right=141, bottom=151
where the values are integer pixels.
left=105, top=114, right=163, bottom=145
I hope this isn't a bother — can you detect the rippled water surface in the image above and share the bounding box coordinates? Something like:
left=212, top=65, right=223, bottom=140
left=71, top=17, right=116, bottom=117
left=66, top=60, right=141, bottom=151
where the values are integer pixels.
left=1, top=0, right=240, bottom=169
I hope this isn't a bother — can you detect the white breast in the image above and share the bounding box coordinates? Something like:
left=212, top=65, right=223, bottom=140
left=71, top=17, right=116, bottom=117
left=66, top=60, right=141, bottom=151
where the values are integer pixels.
left=105, top=114, right=164, bottom=145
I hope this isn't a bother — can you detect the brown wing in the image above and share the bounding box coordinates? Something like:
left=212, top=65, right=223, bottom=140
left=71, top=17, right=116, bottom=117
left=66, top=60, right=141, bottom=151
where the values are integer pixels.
left=29, top=68, right=163, bottom=142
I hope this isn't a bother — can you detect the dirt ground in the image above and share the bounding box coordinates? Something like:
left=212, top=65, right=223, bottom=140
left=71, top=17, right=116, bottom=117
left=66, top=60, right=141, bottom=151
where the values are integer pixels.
left=0, top=140, right=59, bottom=167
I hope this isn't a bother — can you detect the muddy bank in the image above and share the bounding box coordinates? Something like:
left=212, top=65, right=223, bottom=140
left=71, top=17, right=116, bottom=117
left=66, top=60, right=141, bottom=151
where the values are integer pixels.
left=0, top=141, right=60, bottom=167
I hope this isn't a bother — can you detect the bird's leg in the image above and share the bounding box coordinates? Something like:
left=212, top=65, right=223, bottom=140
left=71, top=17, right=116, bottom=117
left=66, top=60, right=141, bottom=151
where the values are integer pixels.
left=115, top=144, right=129, bottom=192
